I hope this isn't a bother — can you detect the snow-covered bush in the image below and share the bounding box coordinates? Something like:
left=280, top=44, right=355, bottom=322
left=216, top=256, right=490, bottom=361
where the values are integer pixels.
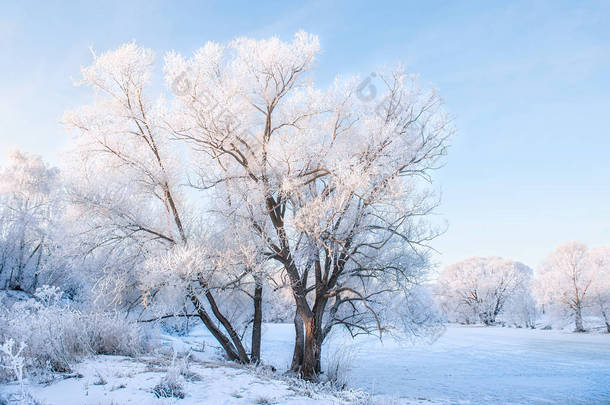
left=0, top=339, right=26, bottom=386
left=152, top=373, right=185, bottom=399
left=83, top=312, right=148, bottom=356
left=0, top=339, right=45, bottom=405
left=152, top=352, right=188, bottom=399
left=0, top=286, right=148, bottom=379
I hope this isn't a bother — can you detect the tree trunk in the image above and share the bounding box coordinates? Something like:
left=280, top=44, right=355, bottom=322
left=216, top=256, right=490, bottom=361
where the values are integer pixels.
left=574, top=306, right=585, bottom=332
left=300, top=316, right=321, bottom=380
left=250, top=278, right=263, bottom=364
left=290, top=311, right=304, bottom=372
left=301, top=293, right=328, bottom=380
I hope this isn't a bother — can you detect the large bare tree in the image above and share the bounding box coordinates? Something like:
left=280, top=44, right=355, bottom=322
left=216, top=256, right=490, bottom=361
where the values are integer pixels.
left=164, top=32, right=452, bottom=379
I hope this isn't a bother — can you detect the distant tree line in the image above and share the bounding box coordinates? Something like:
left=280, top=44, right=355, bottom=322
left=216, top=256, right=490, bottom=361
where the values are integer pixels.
left=436, top=242, right=610, bottom=332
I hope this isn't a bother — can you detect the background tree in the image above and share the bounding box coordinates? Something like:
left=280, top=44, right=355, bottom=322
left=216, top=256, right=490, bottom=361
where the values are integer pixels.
left=534, top=242, right=592, bottom=332
left=437, top=257, right=533, bottom=325
left=164, top=32, right=451, bottom=379
left=0, top=150, right=64, bottom=292
left=588, top=245, right=610, bottom=333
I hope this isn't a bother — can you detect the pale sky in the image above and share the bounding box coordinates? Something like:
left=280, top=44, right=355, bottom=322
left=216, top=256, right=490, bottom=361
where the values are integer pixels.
left=1, top=0, right=608, bottom=270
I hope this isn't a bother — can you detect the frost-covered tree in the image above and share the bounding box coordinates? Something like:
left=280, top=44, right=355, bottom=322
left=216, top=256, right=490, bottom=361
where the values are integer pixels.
left=437, top=257, right=533, bottom=325
left=534, top=242, right=593, bottom=332
left=63, top=43, right=256, bottom=363
left=164, top=32, right=451, bottom=379
left=588, top=246, right=610, bottom=333
left=0, top=150, right=64, bottom=292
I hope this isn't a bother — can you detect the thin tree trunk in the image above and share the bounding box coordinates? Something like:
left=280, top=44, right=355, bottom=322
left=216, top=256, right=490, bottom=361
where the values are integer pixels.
left=203, top=289, right=250, bottom=363
left=197, top=276, right=250, bottom=363
left=188, top=293, right=240, bottom=361
left=31, top=241, right=43, bottom=291
left=250, top=278, right=263, bottom=364
left=290, top=311, right=304, bottom=372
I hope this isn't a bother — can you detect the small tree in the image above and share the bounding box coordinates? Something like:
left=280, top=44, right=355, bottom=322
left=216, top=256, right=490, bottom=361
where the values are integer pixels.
left=534, top=242, right=592, bottom=332
left=437, top=257, right=533, bottom=325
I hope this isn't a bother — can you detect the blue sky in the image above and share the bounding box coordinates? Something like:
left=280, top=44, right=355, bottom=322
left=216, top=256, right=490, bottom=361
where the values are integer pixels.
left=1, top=0, right=608, bottom=269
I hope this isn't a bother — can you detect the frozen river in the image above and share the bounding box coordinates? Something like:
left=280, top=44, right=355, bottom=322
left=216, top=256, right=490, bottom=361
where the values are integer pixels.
left=261, top=323, right=610, bottom=404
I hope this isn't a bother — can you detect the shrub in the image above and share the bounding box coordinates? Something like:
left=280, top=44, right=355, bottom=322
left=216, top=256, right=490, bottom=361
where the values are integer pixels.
left=0, top=286, right=148, bottom=380
left=152, top=367, right=185, bottom=399
left=322, top=345, right=355, bottom=389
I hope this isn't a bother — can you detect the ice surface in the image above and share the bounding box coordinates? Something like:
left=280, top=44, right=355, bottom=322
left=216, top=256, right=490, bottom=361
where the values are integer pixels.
left=261, top=323, right=610, bottom=404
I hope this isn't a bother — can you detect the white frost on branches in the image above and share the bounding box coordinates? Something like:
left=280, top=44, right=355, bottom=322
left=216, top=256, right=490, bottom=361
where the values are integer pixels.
left=437, top=257, right=534, bottom=326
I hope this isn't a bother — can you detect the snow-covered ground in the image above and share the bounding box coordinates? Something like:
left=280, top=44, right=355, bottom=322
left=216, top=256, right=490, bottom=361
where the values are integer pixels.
left=2, top=355, right=371, bottom=404
left=2, top=323, right=609, bottom=404
left=0, top=339, right=372, bottom=405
